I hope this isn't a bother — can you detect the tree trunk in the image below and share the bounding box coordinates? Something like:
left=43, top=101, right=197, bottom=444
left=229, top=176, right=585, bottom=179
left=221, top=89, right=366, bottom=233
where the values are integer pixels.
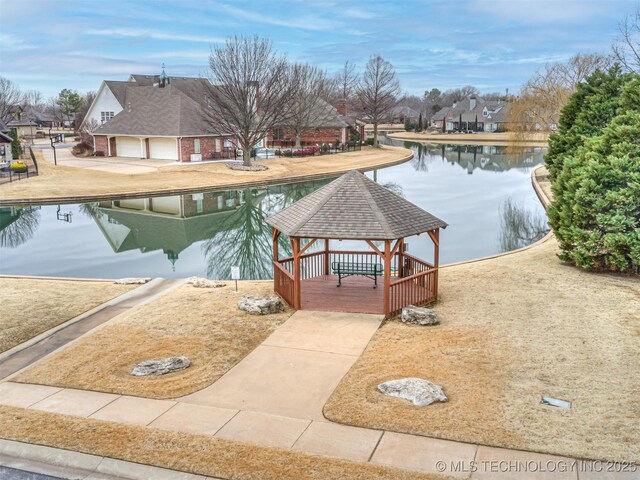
left=295, top=134, right=301, bottom=148
left=373, top=123, right=379, bottom=148
left=243, top=147, right=252, bottom=167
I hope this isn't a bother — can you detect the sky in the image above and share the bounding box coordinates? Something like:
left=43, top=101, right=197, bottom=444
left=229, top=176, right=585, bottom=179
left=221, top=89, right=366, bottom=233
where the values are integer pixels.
left=0, top=0, right=637, bottom=99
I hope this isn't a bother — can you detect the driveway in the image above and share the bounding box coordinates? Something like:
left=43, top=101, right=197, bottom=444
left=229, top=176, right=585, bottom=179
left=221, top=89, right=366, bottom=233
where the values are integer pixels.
left=35, top=145, right=173, bottom=174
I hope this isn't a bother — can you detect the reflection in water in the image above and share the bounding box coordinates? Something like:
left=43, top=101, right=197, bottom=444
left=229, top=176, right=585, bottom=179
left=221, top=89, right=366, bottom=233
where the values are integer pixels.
left=0, top=142, right=548, bottom=279
left=0, top=207, right=41, bottom=248
left=399, top=141, right=544, bottom=174
left=498, top=197, right=549, bottom=252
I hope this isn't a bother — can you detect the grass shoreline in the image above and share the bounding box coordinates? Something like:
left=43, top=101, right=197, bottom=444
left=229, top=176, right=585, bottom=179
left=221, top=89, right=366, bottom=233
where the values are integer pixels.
left=1, top=146, right=413, bottom=206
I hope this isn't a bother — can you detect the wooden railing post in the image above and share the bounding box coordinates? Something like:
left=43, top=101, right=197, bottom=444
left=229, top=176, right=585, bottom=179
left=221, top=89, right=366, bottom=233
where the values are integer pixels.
left=292, top=237, right=301, bottom=309
left=383, top=240, right=391, bottom=315
left=324, top=239, right=330, bottom=275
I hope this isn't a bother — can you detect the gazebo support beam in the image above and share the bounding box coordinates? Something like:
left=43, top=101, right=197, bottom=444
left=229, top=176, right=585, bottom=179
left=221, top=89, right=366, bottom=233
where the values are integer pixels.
left=272, top=228, right=280, bottom=263
left=383, top=240, right=391, bottom=314
left=324, top=239, right=330, bottom=275
left=299, top=238, right=319, bottom=256
left=427, top=229, right=440, bottom=299
left=292, top=236, right=301, bottom=309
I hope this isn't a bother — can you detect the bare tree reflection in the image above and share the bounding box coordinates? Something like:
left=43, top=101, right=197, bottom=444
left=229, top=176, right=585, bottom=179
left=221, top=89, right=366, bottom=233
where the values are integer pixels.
left=498, top=197, right=548, bottom=252
left=0, top=207, right=41, bottom=248
left=202, top=181, right=328, bottom=280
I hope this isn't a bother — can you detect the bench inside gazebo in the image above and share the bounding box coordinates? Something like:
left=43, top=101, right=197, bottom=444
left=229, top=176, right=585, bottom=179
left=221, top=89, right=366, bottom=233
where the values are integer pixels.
left=266, top=170, right=447, bottom=317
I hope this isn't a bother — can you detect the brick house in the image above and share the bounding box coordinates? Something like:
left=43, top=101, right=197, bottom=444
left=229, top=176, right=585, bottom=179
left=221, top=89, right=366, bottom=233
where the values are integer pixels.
left=86, top=68, right=362, bottom=161
left=87, top=70, right=236, bottom=162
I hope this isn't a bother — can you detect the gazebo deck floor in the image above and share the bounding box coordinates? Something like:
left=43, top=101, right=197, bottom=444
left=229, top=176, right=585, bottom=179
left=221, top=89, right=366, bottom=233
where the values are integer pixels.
left=300, top=274, right=429, bottom=315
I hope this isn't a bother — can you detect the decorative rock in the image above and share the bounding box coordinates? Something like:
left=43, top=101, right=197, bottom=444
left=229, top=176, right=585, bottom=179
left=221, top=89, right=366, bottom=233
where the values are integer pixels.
left=131, top=356, right=191, bottom=376
left=115, top=277, right=152, bottom=285
left=187, top=276, right=226, bottom=288
left=226, top=161, right=268, bottom=171
left=238, top=295, right=284, bottom=315
left=401, top=305, right=439, bottom=326
left=377, top=377, right=447, bottom=406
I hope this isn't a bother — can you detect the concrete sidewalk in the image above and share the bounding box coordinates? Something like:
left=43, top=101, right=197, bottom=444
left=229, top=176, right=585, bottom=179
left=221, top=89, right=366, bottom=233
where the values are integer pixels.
left=38, top=146, right=171, bottom=174
left=0, top=278, right=185, bottom=380
left=1, top=309, right=621, bottom=479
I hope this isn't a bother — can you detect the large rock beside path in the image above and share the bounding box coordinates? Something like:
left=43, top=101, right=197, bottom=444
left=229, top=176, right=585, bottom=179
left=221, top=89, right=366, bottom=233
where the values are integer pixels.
left=377, top=377, right=447, bottom=406
left=238, top=295, right=284, bottom=315
left=401, top=305, right=439, bottom=326
left=131, top=356, right=191, bottom=376
left=115, top=277, right=151, bottom=285
left=187, top=276, right=226, bottom=288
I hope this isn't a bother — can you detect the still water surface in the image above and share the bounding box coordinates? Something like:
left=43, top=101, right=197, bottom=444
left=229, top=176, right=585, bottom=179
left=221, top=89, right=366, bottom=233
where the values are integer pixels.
left=0, top=141, right=548, bottom=279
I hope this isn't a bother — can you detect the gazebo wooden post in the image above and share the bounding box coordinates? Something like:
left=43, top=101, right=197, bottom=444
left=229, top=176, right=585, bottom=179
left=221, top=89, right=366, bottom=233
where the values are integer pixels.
left=292, top=236, right=301, bottom=309
left=272, top=228, right=280, bottom=263
left=323, top=238, right=330, bottom=275
left=397, top=238, right=405, bottom=277
left=428, top=229, right=440, bottom=299
left=383, top=239, right=391, bottom=315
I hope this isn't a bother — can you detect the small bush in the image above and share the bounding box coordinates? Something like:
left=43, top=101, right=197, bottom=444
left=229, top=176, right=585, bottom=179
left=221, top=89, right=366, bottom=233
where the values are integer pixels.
left=364, top=138, right=374, bottom=146
left=72, top=142, right=93, bottom=157
left=10, top=162, right=28, bottom=173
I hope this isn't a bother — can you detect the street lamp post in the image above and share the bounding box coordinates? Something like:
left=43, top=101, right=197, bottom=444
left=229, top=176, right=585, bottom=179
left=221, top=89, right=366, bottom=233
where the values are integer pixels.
left=49, top=127, right=57, bottom=166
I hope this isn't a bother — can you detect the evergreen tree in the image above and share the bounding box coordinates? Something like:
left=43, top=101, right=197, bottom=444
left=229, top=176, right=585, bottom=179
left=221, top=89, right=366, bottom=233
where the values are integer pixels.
left=56, top=89, right=83, bottom=125
left=418, top=113, right=423, bottom=131
left=545, top=66, right=627, bottom=180
left=9, top=128, right=21, bottom=159
left=548, top=75, right=640, bottom=273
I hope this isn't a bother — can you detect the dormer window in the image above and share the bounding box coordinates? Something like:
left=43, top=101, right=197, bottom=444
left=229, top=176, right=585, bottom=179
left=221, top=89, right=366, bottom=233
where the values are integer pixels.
left=482, top=107, right=488, bottom=118
left=101, top=111, right=114, bottom=124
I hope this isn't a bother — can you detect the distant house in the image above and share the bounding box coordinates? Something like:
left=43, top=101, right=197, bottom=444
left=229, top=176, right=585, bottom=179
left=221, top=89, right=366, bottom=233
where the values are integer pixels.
left=0, top=119, right=12, bottom=164
left=7, top=105, right=57, bottom=136
left=270, top=100, right=353, bottom=146
left=431, top=96, right=509, bottom=132
left=390, top=105, right=420, bottom=124
left=86, top=67, right=358, bottom=161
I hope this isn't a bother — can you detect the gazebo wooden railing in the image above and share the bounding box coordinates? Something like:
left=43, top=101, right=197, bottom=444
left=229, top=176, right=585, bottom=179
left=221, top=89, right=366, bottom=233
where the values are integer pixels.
left=274, top=247, right=438, bottom=317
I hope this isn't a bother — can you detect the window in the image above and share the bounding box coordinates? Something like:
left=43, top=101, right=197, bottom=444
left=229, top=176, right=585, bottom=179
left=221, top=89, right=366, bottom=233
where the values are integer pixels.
left=194, top=138, right=200, bottom=154
left=273, top=128, right=284, bottom=140
left=101, top=111, right=114, bottom=124
left=215, top=139, right=221, bottom=152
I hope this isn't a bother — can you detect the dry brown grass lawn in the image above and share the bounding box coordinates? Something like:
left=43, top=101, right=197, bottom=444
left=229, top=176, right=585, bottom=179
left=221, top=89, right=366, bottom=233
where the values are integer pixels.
left=14, top=281, right=292, bottom=398
left=324, top=237, right=640, bottom=463
left=0, top=405, right=451, bottom=480
left=0, top=278, right=133, bottom=354
left=0, top=146, right=412, bottom=205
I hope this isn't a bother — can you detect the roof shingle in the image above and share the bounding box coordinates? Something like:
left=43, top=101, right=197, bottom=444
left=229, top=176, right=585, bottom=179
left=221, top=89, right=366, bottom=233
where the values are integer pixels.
left=266, top=170, right=447, bottom=239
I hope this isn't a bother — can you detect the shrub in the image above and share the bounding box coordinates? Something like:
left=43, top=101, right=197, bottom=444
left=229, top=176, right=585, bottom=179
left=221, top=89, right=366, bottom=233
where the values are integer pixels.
left=547, top=74, right=640, bottom=273
left=72, top=142, right=93, bottom=157
left=10, top=162, right=28, bottom=173
left=364, top=138, right=374, bottom=146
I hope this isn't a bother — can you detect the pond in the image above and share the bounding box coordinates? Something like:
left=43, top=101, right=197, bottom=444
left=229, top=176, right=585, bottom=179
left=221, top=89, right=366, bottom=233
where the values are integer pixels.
left=0, top=141, right=548, bottom=280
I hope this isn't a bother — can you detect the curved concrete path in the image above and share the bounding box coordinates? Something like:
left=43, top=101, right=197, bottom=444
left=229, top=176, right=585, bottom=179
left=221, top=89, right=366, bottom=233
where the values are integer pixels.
left=1, top=309, right=627, bottom=479
left=0, top=278, right=185, bottom=380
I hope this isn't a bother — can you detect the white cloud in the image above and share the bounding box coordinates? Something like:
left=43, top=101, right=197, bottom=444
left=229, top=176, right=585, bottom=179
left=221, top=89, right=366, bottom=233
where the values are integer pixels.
left=0, top=33, right=35, bottom=52
left=216, top=3, right=334, bottom=31
left=84, top=28, right=224, bottom=44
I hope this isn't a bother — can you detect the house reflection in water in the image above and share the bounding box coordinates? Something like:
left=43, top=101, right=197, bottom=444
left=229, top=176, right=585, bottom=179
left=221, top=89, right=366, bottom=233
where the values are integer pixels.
left=407, top=142, right=545, bottom=174
left=93, top=191, right=249, bottom=270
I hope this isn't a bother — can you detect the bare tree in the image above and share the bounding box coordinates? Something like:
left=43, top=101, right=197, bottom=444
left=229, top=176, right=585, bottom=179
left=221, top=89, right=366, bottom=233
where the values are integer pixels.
left=613, top=8, right=640, bottom=73
left=282, top=63, right=333, bottom=147
left=205, top=36, right=298, bottom=166
left=357, top=55, right=400, bottom=147
left=20, top=90, right=44, bottom=111
left=334, top=61, right=358, bottom=104
left=0, top=76, right=21, bottom=123
left=508, top=53, right=610, bottom=138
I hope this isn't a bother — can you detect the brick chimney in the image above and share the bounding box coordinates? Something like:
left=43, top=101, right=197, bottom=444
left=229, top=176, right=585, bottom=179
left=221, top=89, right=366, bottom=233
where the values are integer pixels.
left=336, top=100, right=347, bottom=117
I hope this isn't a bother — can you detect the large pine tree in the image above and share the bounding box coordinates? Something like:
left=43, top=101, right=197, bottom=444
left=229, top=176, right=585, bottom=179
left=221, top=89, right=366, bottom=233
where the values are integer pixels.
left=547, top=74, right=640, bottom=272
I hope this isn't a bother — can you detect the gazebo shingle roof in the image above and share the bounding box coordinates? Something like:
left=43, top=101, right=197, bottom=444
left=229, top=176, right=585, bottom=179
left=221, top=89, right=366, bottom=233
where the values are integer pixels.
left=266, top=170, right=447, bottom=240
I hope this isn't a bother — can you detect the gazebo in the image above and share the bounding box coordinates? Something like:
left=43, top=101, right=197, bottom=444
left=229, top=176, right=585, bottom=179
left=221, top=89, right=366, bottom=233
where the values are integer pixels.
left=266, top=170, right=447, bottom=317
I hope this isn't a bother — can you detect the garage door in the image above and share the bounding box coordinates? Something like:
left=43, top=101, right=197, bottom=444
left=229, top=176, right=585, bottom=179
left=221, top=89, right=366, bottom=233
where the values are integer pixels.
left=115, top=137, right=141, bottom=158
left=149, top=138, right=178, bottom=160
